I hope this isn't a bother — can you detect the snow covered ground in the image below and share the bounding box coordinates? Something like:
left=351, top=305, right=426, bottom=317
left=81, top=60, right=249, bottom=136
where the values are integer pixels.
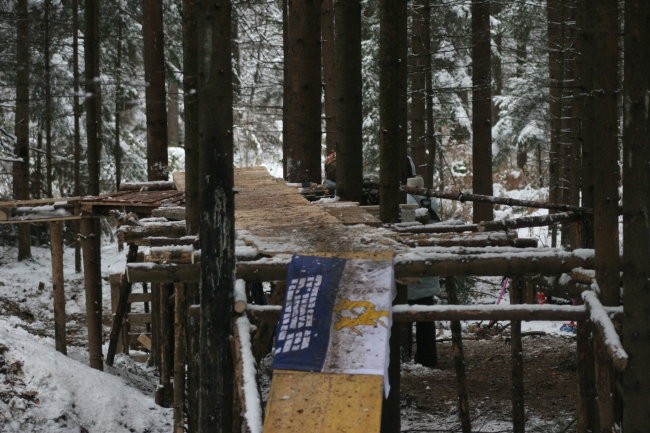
left=0, top=241, right=172, bottom=432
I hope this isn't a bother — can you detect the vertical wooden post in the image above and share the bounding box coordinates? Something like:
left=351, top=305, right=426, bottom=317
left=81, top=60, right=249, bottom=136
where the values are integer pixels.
left=151, top=282, right=161, bottom=367
left=50, top=221, right=66, bottom=355
left=156, top=282, right=174, bottom=407
left=594, top=338, right=615, bottom=431
left=576, top=320, right=598, bottom=433
left=185, top=282, right=200, bottom=433
left=381, top=282, right=405, bottom=433
left=109, top=273, right=124, bottom=354
left=509, top=278, right=525, bottom=433
left=80, top=215, right=103, bottom=370
left=445, top=277, right=472, bottom=433
left=173, top=283, right=187, bottom=433
left=106, top=274, right=132, bottom=366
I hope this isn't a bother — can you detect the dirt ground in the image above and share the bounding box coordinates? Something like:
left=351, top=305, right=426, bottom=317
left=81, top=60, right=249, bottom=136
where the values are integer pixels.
left=400, top=328, right=578, bottom=432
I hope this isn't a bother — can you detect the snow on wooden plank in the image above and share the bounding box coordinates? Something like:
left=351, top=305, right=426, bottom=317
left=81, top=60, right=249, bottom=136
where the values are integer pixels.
left=581, top=290, right=628, bottom=372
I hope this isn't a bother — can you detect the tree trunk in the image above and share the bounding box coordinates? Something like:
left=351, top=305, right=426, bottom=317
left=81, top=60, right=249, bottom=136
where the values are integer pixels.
left=334, top=0, right=362, bottom=202
left=81, top=216, right=103, bottom=370
left=547, top=0, right=562, bottom=224
left=409, top=1, right=427, bottom=181
left=182, top=0, right=200, bottom=236
left=622, top=1, right=650, bottom=430
left=422, top=1, right=435, bottom=188
left=591, top=0, right=620, bottom=308
left=114, top=11, right=123, bottom=190
left=14, top=0, right=31, bottom=260
left=284, top=0, right=322, bottom=184
left=72, top=0, right=82, bottom=272
left=379, top=0, right=407, bottom=223
left=577, top=0, right=595, bottom=248
left=322, top=0, right=336, bottom=156
left=167, top=80, right=180, bottom=148
left=44, top=0, right=53, bottom=198
left=143, top=0, right=169, bottom=181
left=84, top=0, right=101, bottom=196
left=50, top=221, right=66, bottom=354
left=197, top=0, right=235, bottom=431
left=471, top=0, right=493, bottom=223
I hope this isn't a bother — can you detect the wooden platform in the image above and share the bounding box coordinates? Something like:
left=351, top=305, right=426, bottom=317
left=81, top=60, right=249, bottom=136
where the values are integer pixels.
left=263, top=371, right=383, bottom=433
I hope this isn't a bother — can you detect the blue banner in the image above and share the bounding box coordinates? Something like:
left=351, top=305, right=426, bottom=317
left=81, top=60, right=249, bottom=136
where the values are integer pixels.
left=272, top=255, right=346, bottom=372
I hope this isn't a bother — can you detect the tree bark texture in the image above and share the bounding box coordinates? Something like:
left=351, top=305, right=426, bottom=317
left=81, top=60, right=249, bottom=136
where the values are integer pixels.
left=409, top=0, right=427, bottom=183
left=81, top=216, right=103, bottom=370
left=623, top=1, right=650, bottom=430
left=422, top=1, right=435, bottom=188
left=182, top=0, right=200, bottom=235
left=197, top=0, right=235, bottom=431
left=72, top=0, right=82, bottom=271
left=284, top=0, right=322, bottom=184
left=379, top=0, right=407, bottom=223
left=577, top=0, right=595, bottom=247
left=322, top=0, right=336, bottom=155
left=334, top=0, right=363, bottom=202
left=44, top=0, right=53, bottom=197
left=445, top=278, right=472, bottom=433
left=50, top=221, right=66, bottom=354
left=547, top=0, right=563, bottom=213
left=14, top=0, right=31, bottom=260
left=84, top=0, right=101, bottom=196
left=114, top=12, right=124, bottom=190
left=143, top=0, right=169, bottom=181
left=471, top=0, right=493, bottom=223
left=591, top=0, right=620, bottom=308
left=510, top=278, right=525, bottom=433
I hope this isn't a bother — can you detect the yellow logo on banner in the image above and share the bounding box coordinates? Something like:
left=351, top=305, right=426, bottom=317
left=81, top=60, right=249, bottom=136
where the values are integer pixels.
left=333, top=300, right=389, bottom=336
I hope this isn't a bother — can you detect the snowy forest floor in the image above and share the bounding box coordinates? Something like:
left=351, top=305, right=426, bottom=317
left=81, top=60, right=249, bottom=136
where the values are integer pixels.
left=0, top=208, right=580, bottom=432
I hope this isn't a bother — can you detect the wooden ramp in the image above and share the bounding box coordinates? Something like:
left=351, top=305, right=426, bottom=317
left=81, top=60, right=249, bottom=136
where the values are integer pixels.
left=264, top=371, right=383, bottom=433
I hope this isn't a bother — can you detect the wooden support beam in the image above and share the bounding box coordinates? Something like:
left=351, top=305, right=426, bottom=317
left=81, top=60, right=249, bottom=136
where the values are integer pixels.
left=156, top=283, right=174, bottom=408
left=144, top=245, right=195, bottom=264
left=50, top=221, right=66, bottom=355
left=401, top=186, right=592, bottom=213
left=173, top=284, right=186, bottom=433
left=119, top=180, right=176, bottom=191
left=400, top=236, right=538, bottom=248
left=477, top=211, right=584, bottom=232
left=234, top=279, right=247, bottom=313
left=581, top=290, right=627, bottom=371
left=233, top=316, right=263, bottom=433
left=445, top=277, right=471, bottom=433
left=248, top=303, right=624, bottom=324
left=392, top=222, right=479, bottom=234
left=117, top=221, right=187, bottom=244
left=509, top=278, right=525, bottom=433
left=106, top=273, right=132, bottom=366
left=152, top=206, right=186, bottom=221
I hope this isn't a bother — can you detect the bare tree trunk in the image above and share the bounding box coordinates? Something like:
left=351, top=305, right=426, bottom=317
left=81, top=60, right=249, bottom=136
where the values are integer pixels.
left=547, top=0, right=562, bottom=243
left=183, top=0, right=199, bottom=235
left=471, top=0, right=493, bottom=223
left=334, top=0, right=362, bottom=202
left=84, top=0, right=101, bottom=196
left=114, top=11, right=123, bottom=190
left=422, top=2, right=435, bottom=188
left=14, top=0, right=31, bottom=260
left=50, top=221, right=66, bottom=354
left=142, top=0, right=169, bottom=181
left=44, top=0, right=53, bottom=198
left=322, top=0, right=336, bottom=156
left=167, top=80, right=180, bottom=148
left=81, top=216, right=103, bottom=370
left=284, top=0, right=322, bottom=184
left=622, top=1, right=650, bottom=430
left=182, top=2, right=200, bottom=426
left=577, top=0, right=595, bottom=248
left=409, top=1, right=427, bottom=180
left=379, top=0, right=407, bottom=223
left=72, top=0, right=82, bottom=272
left=197, top=0, right=235, bottom=431
left=592, top=0, right=620, bottom=308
